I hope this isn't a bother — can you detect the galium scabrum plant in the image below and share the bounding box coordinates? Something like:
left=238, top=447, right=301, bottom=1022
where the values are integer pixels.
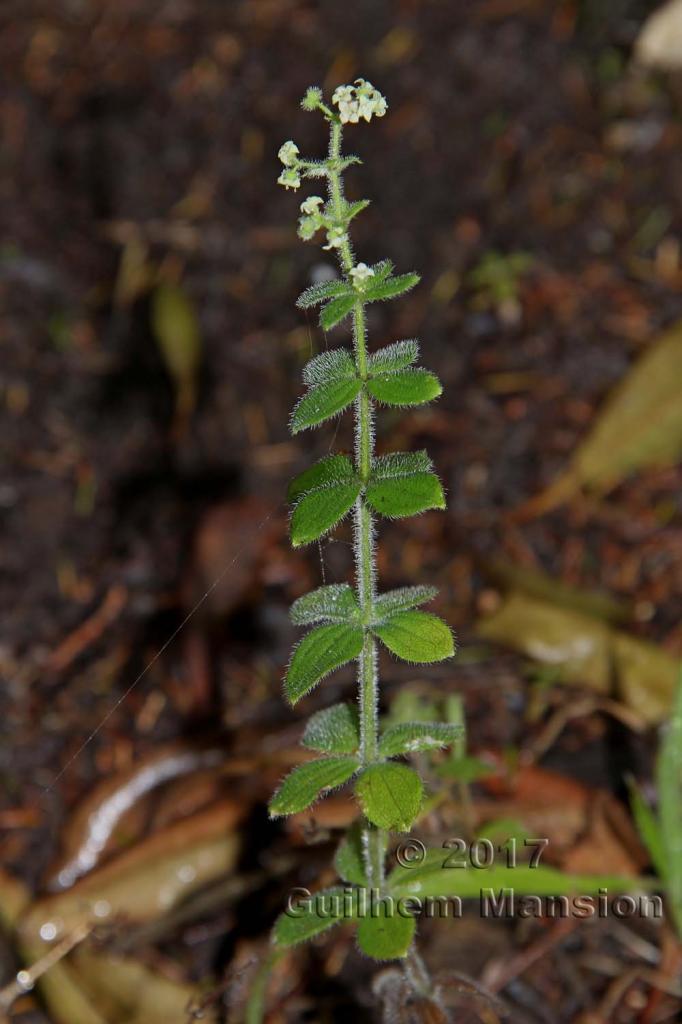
left=268, top=80, right=459, bottom=965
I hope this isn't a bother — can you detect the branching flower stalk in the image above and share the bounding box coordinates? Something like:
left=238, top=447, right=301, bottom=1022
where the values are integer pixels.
left=267, top=80, right=459, bottom=969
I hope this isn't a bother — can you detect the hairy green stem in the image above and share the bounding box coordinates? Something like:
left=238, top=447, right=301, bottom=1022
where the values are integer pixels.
left=326, top=117, right=385, bottom=890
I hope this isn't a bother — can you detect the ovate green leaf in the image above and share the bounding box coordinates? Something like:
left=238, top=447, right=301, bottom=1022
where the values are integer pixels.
left=379, top=721, right=464, bottom=758
left=364, top=272, right=420, bottom=303
left=367, top=369, right=442, bottom=407
left=297, top=280, right=351, bottom=309
left=373, top=611, right=455, bottom=664
left=357, top=905, right=415, bottom=960
left=290, top=480, right=361, bottom=546
left=302, top=347, right=355, bottom=387
left=273, top=886, right=358, bottom=947
left=355, top=762, right=423, bottom=832
left=320, top=294, right=357, bottom=331
left=290, top=584, right=360, bottom=625
left=285, top=623, right=364, bottom=704
left=269, top=757, right=359, bottom=817
left=291, top=377, right=362, bottom=433
left=368, top=339, right=419, bottom=375
left=288, top=454, right=354, bottom=503
left=365, top=451, right=445, bottom=518
left=373, top=586, right=438, bottom=619
left=334, top=822, right=368, bottom=886
left=302, top=703, right=360, bottom=754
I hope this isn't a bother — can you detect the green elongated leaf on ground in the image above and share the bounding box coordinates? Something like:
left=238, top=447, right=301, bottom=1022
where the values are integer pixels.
left=290, top=480, right=361, bottom=546
left=657, top=670, right=682, bottom=935
left=529, top=319, right=682, bottom=513
left=290, top=584, right=360, bottom=625
left=613, top=633, right=679, bottom=725
left=357, top=905, right=415, bottom=960
left=355, top=762, right=423, bottom=831
left=288, top=454, right=355, bottom=503
left=485, top=559, right=629, bottom=624
left=269, top=757, right=359, bottom=817
left=379, top=721, right=464, bottom=758
left=302, top=703, right=361, bottom=754
left=436, top=755, right=496, bottom=783
left=320, top=294, right=357, bottom=331
left=627, top=778, right=666, bottom=881
left=367, top=369, right=442, bottom=407
left=368, top=339, right=419, bottom=375
left=302, top=347, right=356, bottom=387
left=297, top=280, right=352, bottom=309
left=291, top=377, right=362, bottom=433
left=387, top=850, right=648, bottom=900
left=366, top=473, right=445, bottom=518
left=273, top=886, right=358, bottom=947
left=374, top=586, right=438, bottom=620
left=151, top=281, right=202, bottom=426
left=364, top=272, right=420, bottom=303
left=334, top=821, right=368, bottom=886
left=373, top=611, right=455, bottom=664
left=285, top=623, right=364, bottom=704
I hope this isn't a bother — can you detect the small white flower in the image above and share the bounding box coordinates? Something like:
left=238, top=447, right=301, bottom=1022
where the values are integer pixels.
left=278, top=168, right=301, bottom=190
left=324, top=225, right=348, bottom=250
left=349, top=262, right=375, bottom=287
left=332, top=85, right=354, bottom=106
left=300, top=195, right=324, bottom=216
left=297, top=216, right=318, bottom=241
left=332, top=80, right=387, bottom=125
left=278, top=140, right=299, bottom=167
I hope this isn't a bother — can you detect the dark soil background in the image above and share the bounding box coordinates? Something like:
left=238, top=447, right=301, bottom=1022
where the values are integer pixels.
left=1, top=1, right=681, bottom=1022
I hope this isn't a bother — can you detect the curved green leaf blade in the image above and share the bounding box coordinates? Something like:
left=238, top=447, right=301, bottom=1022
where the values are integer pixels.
left=355, top=762, right=423, bottom=832
left=379, top=721, right=464, bottom=758
left=628, top=778, right=666, bottom=881
left=290, top=480, right=361, bottom=546
left=364, top=272, right=420, bottom=303
left=373, top=611, right=455, bottom=664
left=374, top=586, right=438, bottom=619
left=273, top=886, right=358, bottom=947
left=366, top=473, right=445, bottom=518
left=291, top=378, right=362, bottom=433
left=367, top=370, right=442, bottom=407
left=297, top=280, right=351, bottom=309
left=285, top=623, right=364, bottom=704
left=368, top=339, right=419, bottom=375
left=334, top=822, right=368, bottom=886
left=320, top=294, right=357, bottom=331
left=303, top=703, right=360, bottom=754
left=373, top=451, right=433, bottom=478
left=657, top=670, right=682, bottom=934
left=291, top=584, right=360, bottom=626
left=269, top=757, right=359, bottom=817
left=288, top=454, right=354, bottom=504
left=357, top=906, right=415, bottom=960
left=303, top=347, right=355, bottom=387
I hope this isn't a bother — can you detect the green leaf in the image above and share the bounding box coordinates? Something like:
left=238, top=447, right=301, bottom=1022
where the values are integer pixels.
left=373, top=611, right=455, bottom=664
left=379, top=722, right=464, bottom=758
left=302, top=703, right=360, bottom=754
left=151, top=281, right=202, bottom=422
left=344, top=199, right=370, bottom=222
left=366, top=369, right=442, bottom=407
left=387, top=850, right=648, bottom=901
left=355, top=763, right=423, bottom=832
left=365, top=452, right=445, bottom=518
left=627, top=778, right=666, bottom=881
left=297, top=280, right=352, bottom=310
left=273, top=886, right=357, bottom=947
left=269, top=757, right=359, bottom=817
left=436, top=755, right=495, bottom=783
left=334, top=822, right=367, bottom=886
left=357, top=906, right=415, bottom=960
left=320, top=294, right=357, bottom=331
left=370, top=259, right=394, bottom=282
left=657, top=669, right=682, bottom=934
left=288, top=454, right=355, bottom=503
left=368, top=339, right=419, bottom=375
left=364, top=272, right=420, bottom=303
left=290, top=480, right=361, bottom=546
left=291, top=377, right=362, bottom=433
left=290, top=584, right=360, bottom=626
left=285, top=623, right=364, bottom=704
left=302, top=347, right=355, bottom=387
left=374, top=586, right=438, bottom=619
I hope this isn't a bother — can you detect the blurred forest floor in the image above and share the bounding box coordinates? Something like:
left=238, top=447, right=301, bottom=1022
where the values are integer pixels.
left=1, top=1, right=681, bottom=1022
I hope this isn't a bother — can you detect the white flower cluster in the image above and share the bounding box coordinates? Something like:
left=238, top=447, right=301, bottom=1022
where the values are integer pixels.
left=277, top=140, right=301, bottom=190
left=332, top=79, right=387, bottom=125
left=349, top=262, right=375, bottom=288
left=296, top=195, right=349, bottom=251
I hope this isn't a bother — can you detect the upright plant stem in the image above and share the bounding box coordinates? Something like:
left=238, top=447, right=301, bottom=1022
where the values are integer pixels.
left=326, top=118, right=386, bottom=890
